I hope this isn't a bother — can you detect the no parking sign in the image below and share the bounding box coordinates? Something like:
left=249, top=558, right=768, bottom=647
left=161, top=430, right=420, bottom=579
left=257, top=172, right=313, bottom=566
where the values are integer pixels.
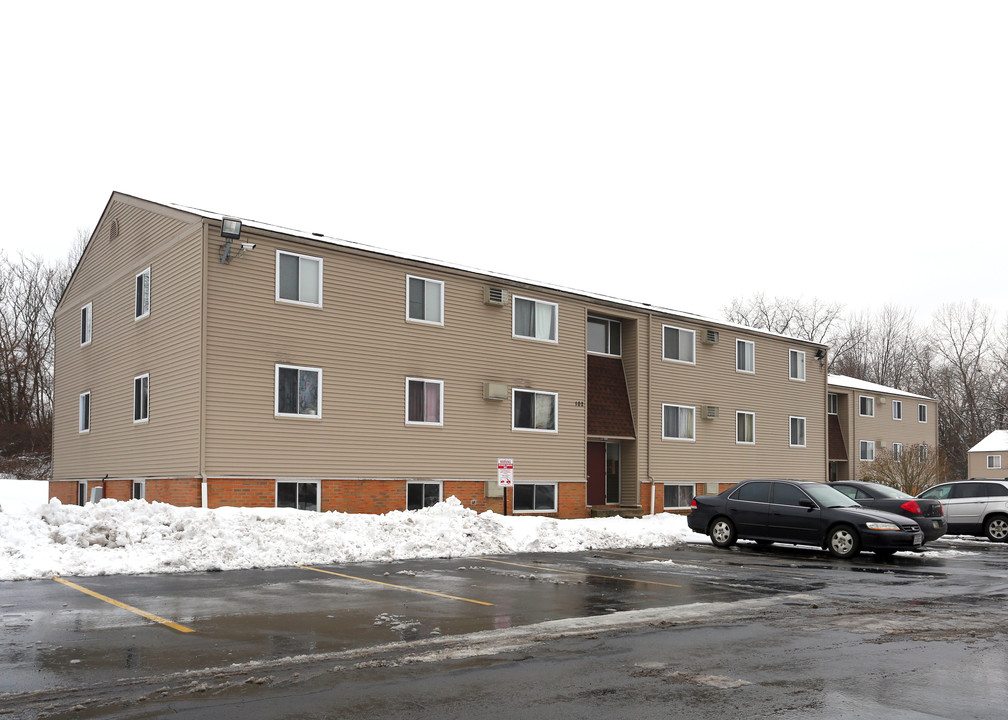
left=497, top=458, right=514, bottom=487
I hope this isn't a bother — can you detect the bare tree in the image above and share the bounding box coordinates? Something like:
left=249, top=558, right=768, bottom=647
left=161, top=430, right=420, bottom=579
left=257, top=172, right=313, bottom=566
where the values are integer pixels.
left=722, top=294, right=845, bottom=344
left=829, top=305, right=920, bottom=389
left=857, top=444, right=952, bottom=495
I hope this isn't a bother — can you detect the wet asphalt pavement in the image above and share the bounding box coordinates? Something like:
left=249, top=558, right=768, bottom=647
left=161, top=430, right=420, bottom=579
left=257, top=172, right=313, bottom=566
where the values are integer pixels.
left=3, top=536, right=1008, bottom=719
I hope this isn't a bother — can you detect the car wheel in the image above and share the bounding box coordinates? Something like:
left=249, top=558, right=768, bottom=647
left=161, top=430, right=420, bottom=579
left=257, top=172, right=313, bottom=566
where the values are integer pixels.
left=709, top=517, right=737, bottom=548
left=983, top=515, right=1008, bottom=542
left=827, top=525, right=860, bottom=559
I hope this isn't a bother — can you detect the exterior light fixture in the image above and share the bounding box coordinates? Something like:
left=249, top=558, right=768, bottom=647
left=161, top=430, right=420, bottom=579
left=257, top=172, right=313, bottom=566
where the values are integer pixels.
left=221, top=218, right=242, bottom=239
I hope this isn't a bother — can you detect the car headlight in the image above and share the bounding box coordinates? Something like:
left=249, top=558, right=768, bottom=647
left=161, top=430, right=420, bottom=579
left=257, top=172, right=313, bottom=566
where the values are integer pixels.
left=865, top=521, right=900, bottom=531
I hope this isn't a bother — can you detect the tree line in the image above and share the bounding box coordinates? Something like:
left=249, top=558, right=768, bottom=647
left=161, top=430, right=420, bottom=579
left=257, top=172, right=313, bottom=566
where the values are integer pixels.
left=724, top=294, right=1008, bottom=481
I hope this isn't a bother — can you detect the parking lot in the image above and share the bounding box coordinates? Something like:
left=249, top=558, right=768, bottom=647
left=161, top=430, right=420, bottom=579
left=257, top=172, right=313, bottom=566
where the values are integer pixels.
left=4, top=536, right=1008, bottom=719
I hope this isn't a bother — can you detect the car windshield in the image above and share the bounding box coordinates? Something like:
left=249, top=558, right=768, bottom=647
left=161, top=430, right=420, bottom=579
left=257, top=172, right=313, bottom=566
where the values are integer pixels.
left=865, top=483, right=911, bottom=499
left=803, top=483, right=860, bottom=508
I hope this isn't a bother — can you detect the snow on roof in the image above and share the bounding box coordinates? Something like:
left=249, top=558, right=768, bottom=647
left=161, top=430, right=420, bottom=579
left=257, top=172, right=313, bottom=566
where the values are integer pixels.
left=827, top=374, right=935, bottom=402
left=969, top=430, right=1008, bottom=453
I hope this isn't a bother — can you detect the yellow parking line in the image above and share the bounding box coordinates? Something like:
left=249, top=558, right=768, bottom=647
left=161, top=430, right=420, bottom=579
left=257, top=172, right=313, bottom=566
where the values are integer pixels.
left=596, top=549, right=819, bottom=577
left=465, top=557, right=682, bottom=589
left=53, top=577, right=195, bottom=633
left=300, top=566, right=494, bottom=606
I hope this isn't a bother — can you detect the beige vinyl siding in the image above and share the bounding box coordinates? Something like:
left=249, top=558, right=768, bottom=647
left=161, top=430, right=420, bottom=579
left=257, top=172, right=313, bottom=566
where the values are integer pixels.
left=203, top=228, right=588, bottom=482
left=648, top=322, right=827, bottom=485
left=968, top=450, right=1007, bottom=479
left=53, top=197, right=204, bottom=480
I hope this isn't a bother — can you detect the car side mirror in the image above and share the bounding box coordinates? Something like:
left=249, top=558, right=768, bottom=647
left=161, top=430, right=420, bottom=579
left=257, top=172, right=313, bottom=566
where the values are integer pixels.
left=799, top=500, right=817, bottom=511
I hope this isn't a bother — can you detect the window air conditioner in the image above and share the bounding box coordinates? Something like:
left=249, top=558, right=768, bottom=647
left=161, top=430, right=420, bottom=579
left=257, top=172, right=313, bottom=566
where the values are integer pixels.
left=483, top=286, right=508, bottom=306
left=483, top=382, right=508, bottom=401
left=703, top=405, right=719, bottom=419
left=703, top=330, right=720, bottom=344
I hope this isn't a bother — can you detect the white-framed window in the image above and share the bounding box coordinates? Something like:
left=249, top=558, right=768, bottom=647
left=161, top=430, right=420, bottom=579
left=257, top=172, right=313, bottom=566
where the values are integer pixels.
left=276, top=250, right=322, bottom=307
left=918, top=404, right=928, bottom=423
left=919, top=444, right=928, bottom=463
left=736, top=411, right=755, bottom=444
left=663, top=326, right=695, bottom=364
left=988, top=455, right=1002, bottom=469
left=512, top=389, right=557, bottom=432
left=663, top=484, right=695, bottom=510
left=662, top=404, right=696, bottom=441
left=788, top=349, right=805, bottom=381
left=275, top=364, right=321, bottom=418
left=135, top=267, right=150, bottom=320
left=736, top=339, right=754, bottom=373
left=860, top=440, right=875, bottom=461
left=859, top=395, right=874, bottom=417
left=406, top=378, right=443, bottom=426
left=406, top=275, right=444, bottom=325
left=132, top=479, right=145, bottom=501
left=133, top=373, right=149, bottom=423
left=513, top=483, right=557, bottom=513
left=828, top=393, right=838, bottom=415
left=513, top=296, right=558, bottom=342
left=892, top=400, right=902, bottom=420
left=407, top=481, right=442, bottom=510
left=80, top=303, right=92, bottom=346
left=587, top=315, right=621, bottom=356
left=276, top=480, right=319, bottom=511
left=789, top=416, right=806, bottom=447
left=893, top=442, right=903, bottom=461
left=78, top=392, right=91, bottom=433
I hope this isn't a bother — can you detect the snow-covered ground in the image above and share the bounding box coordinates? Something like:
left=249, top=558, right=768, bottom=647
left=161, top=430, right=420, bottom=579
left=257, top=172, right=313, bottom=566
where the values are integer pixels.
left=0, top=478, right=695, bottom=582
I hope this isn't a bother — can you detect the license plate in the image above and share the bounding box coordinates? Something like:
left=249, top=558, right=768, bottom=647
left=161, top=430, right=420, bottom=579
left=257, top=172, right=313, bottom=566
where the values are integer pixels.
left=913, top=533, right=923, bottom=546
left=933, top=520, right=941, bottom=529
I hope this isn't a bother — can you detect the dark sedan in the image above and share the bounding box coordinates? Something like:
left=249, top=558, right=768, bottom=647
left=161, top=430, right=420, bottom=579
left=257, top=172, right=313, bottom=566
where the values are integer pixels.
left=830, top=480, right=946, bottom=543
left=687, top=479, right=925, bottom=559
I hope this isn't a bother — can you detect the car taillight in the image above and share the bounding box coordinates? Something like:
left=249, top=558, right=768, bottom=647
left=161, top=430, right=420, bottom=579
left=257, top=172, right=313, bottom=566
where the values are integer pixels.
left=900, top=500, right=922, bottom=514
left=690, top=499, right=698, bottom=509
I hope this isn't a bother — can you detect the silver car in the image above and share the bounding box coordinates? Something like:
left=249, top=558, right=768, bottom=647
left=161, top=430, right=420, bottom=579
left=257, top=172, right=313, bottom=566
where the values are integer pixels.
left=917, top=479, right=1008, bottom=542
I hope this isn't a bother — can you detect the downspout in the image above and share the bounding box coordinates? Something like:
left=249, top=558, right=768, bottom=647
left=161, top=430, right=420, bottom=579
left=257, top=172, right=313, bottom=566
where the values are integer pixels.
left=199, top=221, right=209, bottom=508
left=647, top=312, right=656, bottom=514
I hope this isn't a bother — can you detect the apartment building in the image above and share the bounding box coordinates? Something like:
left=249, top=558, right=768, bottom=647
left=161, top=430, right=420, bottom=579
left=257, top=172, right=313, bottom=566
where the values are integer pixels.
left=826, top=375, right=938, bottom=483
left=51, top=192, right=829, bottom=518
left=967, top=430, right=1008, bottom=479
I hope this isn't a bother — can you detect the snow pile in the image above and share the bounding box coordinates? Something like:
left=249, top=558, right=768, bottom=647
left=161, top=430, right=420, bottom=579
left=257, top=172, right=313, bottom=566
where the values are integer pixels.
left=0, top=495, right=692, bottom=581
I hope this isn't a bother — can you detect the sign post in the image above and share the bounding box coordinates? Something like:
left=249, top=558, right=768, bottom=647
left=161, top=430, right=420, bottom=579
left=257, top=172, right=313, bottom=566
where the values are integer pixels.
left=497, top=458, right=514, bottom=516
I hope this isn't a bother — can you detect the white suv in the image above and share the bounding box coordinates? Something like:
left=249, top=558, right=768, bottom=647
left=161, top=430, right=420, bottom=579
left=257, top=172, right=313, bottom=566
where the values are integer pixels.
left=918, top=480, right=1008, bottom=542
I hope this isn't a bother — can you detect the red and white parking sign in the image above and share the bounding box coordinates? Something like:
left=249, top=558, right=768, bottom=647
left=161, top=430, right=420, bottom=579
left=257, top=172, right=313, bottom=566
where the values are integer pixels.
left=497, top=458, right=514, bottom=487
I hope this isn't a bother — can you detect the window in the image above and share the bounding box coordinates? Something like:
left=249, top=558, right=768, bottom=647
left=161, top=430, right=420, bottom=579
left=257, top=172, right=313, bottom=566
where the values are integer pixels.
left=859, top=395, right=874, bottom=417
left=133, top=374, right=149, bottom=423
left=135, top=267, right=150, bottom=319
left=275, top=365, right=321, bottom=418
left=892, top=400, right=902, bottom=420
left=406, top=275, right=443, bottom=325
left=77, top=481, right=87, bottom=506
left=731, top=481, right=771, bottom=503
left=663, top=484, right=695, bottom=509
left=736, top=339, right=754, bottom=373
left=407, top=482, right=442, bottom=510
left=513, top=483, right=557, bottom=512
left=860, top=440, right=875, bottom=461
left=989, top=455, right=1002, bottom=470
left=662, top=404, right=695, bottom=441
left=78, top=392, right=90, bottom=433
left=918, top=404, right=928, bottom=423
left=513, top=389, right=557, bottom=431
left=771, top=483, right=808, bottom=507
left=276, top=481, right=319, bottom=511
left=893, top=442, right=903, bottom=460
left=828, top=393, right=838, bottom=415
left=736, top=411, right=755, bottom=444
left=587, top=316, right=621, bottom=355
left=406, top=378, right=443, bottom=425
left=132, top=480, right=145, bottom=500
left=513, top=296, right=557, bottom=342
left=277, top=250, right=322, bottom=306
left=788, top=349, right=805, bottom=381
left=80, top=303, right=92, bottom=346
left=789, top=416, right=806, bottom=447
left=663, top=326, right=695, bottom=364
left=918, top=444, right=928, bottom=463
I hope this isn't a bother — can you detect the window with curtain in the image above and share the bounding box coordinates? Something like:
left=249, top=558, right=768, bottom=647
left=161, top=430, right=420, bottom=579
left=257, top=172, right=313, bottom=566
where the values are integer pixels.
left=81, top=303, right=92, bottom=345
left=893, top=400, right=902, bottom=420
left=859, top=395, right=874, bottom=417
left=789, top=349, right=805, bottom=381
left=133, top=374, right=149, bottom=422
left=790, top=416, right=806, bottom=447
left=277, top=251, right=322, bottom=306
left=513, top=296, right=557, bottom=342
left=79, top=392, right=90, bottom=433
left=893, top=443, right=903, bottom=460
left=663, top=484, right=694, bottom=509
left=276, top=365, right=321, bottom=417
left=860, top=440, right=874, bottom=461
left=587, top=316, right=621, bottom=355
left=662, top=404, right=695, bottom=440
left=513, top=389, right=557, bottom=431
left=736, top=411, right=755, bottom=444
left=406, top=378, right=443, bottom=425
left=918, top=404, right=928, bottom=423
left=407, top=275, right=444, bottom=324
left=736, top=339, right=754, bottom=373
left=135, top=268, right=150, bottom=319
left=663, top=326, right=695, bottom=363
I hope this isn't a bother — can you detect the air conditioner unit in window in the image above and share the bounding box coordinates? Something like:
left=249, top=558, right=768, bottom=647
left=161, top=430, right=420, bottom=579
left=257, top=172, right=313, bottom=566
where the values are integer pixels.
left=702, top=330, right=720, bottom=344
left=483, top=382, right=508, bottom=401
left=483, top=286, right=508, bottom=306
left=877, top=396, right=887, bottom=404
left=876, top=439, right=886, bottom=448
left=702, top=405, right=719, bottom=419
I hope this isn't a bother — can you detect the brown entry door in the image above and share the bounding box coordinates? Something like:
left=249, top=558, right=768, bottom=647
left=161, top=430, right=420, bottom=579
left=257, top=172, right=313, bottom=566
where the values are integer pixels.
left=587, top=442, right=607, bottom=506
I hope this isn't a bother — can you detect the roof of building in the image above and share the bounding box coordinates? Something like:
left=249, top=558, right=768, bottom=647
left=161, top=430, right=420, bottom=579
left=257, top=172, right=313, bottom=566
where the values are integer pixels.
left=827, top=374, right=935, bottom=402
left=969, top=430, right=1008, bottom=453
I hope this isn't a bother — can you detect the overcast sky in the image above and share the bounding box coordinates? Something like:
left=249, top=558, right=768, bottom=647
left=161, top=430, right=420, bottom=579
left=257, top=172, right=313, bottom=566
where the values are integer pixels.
left=2, top=1, right=1005, bottom=321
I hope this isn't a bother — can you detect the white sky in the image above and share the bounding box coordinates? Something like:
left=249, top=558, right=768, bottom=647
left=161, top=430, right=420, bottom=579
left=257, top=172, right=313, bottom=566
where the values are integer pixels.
left=2, top=1, right=1005, bottom=320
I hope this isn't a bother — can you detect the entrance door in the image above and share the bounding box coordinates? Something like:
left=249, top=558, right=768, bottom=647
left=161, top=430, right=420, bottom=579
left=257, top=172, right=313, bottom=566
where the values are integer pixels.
left=587, top=442, right=606, bottom=505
